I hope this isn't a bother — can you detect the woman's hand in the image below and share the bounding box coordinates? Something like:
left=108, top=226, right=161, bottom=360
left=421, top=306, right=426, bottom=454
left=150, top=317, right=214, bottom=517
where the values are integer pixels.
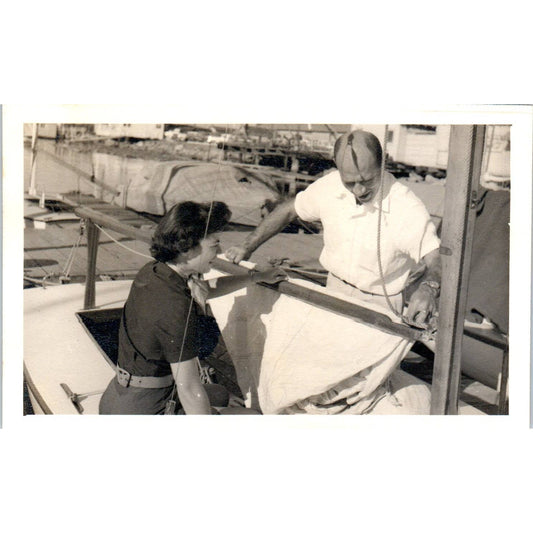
left=253, top=267, right=287, bottom=285
left=206, top=268, right=287, bottom=299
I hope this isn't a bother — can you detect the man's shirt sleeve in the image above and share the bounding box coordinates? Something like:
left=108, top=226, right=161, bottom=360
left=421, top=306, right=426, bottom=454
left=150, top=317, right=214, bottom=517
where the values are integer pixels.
left=396, top=191, right=440, bottom=263
left=294, top=179, right=323, bottom=222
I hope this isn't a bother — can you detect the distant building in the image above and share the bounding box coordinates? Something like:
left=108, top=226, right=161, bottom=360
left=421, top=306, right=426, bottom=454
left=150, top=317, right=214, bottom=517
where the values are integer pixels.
left=351, top=124, right=509, bottom=176
left=94, top=124, right=165, bottom=140
left=202, top=123, right=509, bottom=173
left=23, top=123, right=58, bottom=139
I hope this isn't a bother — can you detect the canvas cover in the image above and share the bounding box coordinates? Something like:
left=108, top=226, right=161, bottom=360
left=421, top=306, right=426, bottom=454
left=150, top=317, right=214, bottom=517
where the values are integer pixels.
left=92, top=153, right=279, bottom=226
left=466, top=189, right=510, bottom=333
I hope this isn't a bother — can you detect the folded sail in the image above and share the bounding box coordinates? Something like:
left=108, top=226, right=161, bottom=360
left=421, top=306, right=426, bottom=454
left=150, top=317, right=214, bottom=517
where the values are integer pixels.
left=207, top=272, right=431, bottom=414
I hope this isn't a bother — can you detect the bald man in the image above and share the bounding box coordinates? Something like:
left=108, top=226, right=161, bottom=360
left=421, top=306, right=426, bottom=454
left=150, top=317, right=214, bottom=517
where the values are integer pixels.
left=225, top=130, right=441, bottom=324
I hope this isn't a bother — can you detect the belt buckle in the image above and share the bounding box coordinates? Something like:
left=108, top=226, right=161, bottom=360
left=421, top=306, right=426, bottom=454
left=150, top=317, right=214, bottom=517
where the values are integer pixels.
left=117, top=367, right=132, bottom=388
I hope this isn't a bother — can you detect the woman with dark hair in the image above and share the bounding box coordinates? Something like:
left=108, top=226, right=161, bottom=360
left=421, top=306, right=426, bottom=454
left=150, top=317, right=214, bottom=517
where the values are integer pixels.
left=99, top=201, right=286, bottom=415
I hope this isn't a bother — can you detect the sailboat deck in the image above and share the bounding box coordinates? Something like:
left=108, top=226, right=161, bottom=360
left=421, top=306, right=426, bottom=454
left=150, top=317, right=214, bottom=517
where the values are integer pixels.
left=24, top=198, right=325, bottom=285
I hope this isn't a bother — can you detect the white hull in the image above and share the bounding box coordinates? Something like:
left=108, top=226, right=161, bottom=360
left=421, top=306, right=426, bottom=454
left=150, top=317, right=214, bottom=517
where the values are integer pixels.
left=24, top=280, right=130, bottom=414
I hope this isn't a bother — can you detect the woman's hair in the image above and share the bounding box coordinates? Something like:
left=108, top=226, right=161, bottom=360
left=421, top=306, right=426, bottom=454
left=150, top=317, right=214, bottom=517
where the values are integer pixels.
left=150, top=201, right=231, bottom=262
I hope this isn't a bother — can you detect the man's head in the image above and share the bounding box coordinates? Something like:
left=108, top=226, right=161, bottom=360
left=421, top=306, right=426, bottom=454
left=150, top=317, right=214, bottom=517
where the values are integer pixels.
left=334, top=130, right=383, bottom=204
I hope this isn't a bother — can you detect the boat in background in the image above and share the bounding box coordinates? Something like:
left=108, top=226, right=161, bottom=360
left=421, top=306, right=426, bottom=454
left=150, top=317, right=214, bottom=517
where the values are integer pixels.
left=92, top=154, right=281, bottom=227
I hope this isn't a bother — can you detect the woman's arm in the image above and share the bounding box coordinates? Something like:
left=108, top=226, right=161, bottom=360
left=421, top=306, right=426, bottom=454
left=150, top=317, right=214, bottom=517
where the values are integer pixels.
left=206, top=268, right=287, bottom=299
left=170, top=358, right=211, bottom=414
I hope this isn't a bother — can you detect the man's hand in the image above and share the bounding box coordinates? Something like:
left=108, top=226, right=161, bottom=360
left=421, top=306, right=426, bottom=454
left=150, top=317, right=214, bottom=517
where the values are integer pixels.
left=225, top=245, right=251, bottom=264
left=406, top=248, right=441, bottom=326
left=405, top=284, right=437, bottom=325
left=224, top=199, right=298, bottom=265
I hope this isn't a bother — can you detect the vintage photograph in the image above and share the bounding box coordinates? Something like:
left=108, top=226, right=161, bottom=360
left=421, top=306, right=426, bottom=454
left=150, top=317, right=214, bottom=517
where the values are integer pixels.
left=21, top=122, right=511, bottom=416
left=2, top=2, right=532, bottom=528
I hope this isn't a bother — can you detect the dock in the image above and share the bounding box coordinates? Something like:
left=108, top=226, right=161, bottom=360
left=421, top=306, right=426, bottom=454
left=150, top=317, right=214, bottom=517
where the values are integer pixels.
left=24, top=194, right=325, bottom=287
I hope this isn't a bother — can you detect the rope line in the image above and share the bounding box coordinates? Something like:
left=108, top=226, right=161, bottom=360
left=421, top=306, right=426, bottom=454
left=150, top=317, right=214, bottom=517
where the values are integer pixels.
left=167, top=125, right=231, bottom=414
left=376, top=125, right=400, bottom=317
left=375, top=127, right=433, bottom=333
left=225, top=204, right=264, bottom=226
left=60, top=221, right=85, bottom=280
left=24, top=274, right=61, bottom=287
left=93, top=223, right=153, bottom=260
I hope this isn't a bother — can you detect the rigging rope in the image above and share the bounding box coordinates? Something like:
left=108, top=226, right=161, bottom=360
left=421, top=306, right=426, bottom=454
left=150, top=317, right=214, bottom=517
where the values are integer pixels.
left=376, top=125, right=400, bottom=316
left=165, top=125, right=231, bottom=414
left=24, top=274, right=60, bottom=287
left=60, top=220, right=86, bottom=281
left=93, top=223, right=153, bottom=260
left=376, top=126, right=435, bottom=335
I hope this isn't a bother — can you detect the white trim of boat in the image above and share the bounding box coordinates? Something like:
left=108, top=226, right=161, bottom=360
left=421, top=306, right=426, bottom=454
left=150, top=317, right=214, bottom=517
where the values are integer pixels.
left=24, top=280, right=129, bottom=414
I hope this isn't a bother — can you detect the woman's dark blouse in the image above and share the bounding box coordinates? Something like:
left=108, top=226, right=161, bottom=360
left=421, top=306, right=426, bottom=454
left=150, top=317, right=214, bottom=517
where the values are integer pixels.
left=118, top=262, right=199, bottom=377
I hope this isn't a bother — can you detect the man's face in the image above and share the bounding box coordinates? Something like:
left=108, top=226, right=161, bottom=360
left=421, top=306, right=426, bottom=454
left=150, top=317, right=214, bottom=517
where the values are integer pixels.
left=338, top=151, right=381, bottom=204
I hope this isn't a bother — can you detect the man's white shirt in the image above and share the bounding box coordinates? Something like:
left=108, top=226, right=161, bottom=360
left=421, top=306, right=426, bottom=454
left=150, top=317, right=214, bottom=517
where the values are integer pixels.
left=294, top=170, right=440, bottom=295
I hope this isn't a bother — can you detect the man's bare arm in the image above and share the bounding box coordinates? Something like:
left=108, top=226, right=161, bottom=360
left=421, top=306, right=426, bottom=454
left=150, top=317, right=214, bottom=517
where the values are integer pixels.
left=225, top=198, right=298, bottom=263
left=418, top=248, right=441, bottom=284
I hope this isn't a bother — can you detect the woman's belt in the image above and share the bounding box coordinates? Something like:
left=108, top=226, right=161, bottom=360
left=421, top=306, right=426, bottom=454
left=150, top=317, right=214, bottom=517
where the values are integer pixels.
left=116, top=365, right=174, bottom=389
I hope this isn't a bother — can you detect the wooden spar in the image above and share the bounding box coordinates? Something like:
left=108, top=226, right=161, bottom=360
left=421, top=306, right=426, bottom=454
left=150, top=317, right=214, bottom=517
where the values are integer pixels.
left=430, top=125, right=485, bottom=415
left=75, top=205, right=152, bottom=309
left=498, top=346, right=509, bottom=414
left=74, top=206, right=154, bottom=242
left=37, top=149, right=119, bottom=196
left=29, top=124, right=39, bottom=196
left=73, top=204, right=421, bottom=341
left=211, top=258, right=422, bottom=341
left=83, top=220, right=100, bottom=309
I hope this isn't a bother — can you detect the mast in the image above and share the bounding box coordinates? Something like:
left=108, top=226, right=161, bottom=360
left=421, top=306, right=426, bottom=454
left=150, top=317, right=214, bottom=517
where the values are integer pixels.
left=430, top=125, right=486, bottom=414
left=28, top=123, right=39, bottom=196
